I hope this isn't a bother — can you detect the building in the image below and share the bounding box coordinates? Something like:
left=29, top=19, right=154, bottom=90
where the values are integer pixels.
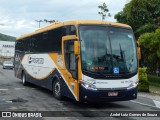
left=0, top=41, right=15, bottom=63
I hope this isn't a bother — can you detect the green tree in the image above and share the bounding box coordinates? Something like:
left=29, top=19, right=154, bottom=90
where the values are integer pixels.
left=138, top=28, right=160, bottom=75
left=98, top=2, right=111, bottom=20
left=115, top=0, right=160, bottom=38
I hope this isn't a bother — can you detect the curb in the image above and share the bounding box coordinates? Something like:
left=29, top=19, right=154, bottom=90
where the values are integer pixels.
left=138, top=92, right=160, bottom=102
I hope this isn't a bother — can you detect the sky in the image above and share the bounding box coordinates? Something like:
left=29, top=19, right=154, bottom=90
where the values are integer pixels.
left=0, top=0, right=128, bottom=37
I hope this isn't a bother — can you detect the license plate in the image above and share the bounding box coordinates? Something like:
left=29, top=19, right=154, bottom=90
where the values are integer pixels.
left=108, top=92, right=118, bottom=96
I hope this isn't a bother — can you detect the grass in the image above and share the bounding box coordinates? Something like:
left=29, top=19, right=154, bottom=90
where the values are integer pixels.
left=148, top=75, right=160, bottom=82
left=149, top=82, right=160, bottom=87
left=147, top=75, right=160, bottom=95
left=148, top=75, right=160, bottom=87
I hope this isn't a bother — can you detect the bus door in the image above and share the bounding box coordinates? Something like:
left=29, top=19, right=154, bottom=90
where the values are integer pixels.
left=62, top=35, right=80, bottom=101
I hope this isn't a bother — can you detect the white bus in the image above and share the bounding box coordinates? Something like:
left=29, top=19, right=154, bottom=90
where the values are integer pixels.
left=14, top=20, right=139, bottom=102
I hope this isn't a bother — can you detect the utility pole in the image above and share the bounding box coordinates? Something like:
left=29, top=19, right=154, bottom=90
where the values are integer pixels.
left=35, top=20, right=43, bottom=28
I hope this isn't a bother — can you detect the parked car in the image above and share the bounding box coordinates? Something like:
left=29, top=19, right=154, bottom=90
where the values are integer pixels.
left=2, top=61, right=14, bottom=69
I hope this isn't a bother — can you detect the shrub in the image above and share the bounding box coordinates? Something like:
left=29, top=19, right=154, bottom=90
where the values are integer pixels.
left=138, top=68, right=149, bottom=92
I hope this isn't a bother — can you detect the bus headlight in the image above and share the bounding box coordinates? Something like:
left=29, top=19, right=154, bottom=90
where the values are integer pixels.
left=127, top=81, right=139, bottom=90
left=80, top=80, right=97, bottom=90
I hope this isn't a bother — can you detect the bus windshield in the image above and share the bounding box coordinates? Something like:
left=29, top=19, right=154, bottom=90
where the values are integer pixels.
left=79, top=25, right=137, bottom=74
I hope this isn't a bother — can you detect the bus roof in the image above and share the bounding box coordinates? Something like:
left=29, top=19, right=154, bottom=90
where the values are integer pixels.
left=16, top=20, right=131, bottom=40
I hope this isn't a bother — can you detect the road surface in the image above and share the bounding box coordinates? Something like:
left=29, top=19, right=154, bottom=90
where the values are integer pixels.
left=0, top=66, right=160, bottom=120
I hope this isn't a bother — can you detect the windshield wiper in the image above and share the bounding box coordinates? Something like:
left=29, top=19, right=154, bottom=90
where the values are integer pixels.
left=119, top=43, right=129, bottom=73
left=119, top=44, right=123, bottom=61
left=120, top=43, right=134, bottom=71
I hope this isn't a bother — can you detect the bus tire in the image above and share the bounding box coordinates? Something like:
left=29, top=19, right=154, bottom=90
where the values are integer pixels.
left=53, top=79, right=62, bottom=100
left=22, top=72, right=28, bottom=86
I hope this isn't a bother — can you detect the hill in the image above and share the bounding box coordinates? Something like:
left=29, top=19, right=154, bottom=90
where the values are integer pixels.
left=0, top=33, right=16, bottom=41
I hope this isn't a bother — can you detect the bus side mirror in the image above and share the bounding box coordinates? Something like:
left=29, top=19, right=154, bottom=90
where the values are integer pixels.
left=137, top=42, right=141, bottom=60
left=137, top=47, right=141, bottom=60
left=74, top=41, right=80, bottom=55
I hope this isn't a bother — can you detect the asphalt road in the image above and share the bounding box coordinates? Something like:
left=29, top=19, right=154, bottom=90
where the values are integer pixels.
left=0, top=66, right=160, bottom=120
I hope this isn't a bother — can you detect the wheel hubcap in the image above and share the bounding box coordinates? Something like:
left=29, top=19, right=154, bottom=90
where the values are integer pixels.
left=23, top=75, right=25, bottom=84
left=55, top=82, right=60, bottom=96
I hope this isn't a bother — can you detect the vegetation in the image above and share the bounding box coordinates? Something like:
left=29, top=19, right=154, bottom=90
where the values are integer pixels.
left=0, top=33, right=16, bottom=41
left=115, top=0, right=160, bottom=76
left=115, top=0, right=160, bottom=39
left=98, top=2, right=111, bottom=20
left=138, top=68, right=149, bottom=92
left=148, top=75, right=160, bottom=87
left=138, top=29, right=160, bottom=76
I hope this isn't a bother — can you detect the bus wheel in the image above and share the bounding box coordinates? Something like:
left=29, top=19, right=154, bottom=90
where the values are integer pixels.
left=53, top=79, right=62, bottom=100
left=22, top=72, right=28, bottom=86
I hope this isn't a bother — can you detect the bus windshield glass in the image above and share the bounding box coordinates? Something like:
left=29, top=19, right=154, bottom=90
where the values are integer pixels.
left=79, top=25, right=137, bottom=74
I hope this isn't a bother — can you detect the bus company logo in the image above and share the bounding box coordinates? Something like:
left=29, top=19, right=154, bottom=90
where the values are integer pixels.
left=2, top=112, right=11, bottom=117
left=28, top=56, right=44, bottom=64
left=28, top=56, right=31, bottom=64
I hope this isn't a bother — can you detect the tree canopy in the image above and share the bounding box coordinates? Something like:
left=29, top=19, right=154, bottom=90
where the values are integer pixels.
left=115, top=0, right=160, bottom=38
left=138, top=28, right=160, bottom=74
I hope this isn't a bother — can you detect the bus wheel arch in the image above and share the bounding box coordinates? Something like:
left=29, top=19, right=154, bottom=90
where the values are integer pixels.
left=52, top=77, right=63, bottom=100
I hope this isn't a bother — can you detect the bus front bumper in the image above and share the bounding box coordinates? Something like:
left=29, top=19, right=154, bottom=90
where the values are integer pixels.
left=79, top=85, right=138, bottom=102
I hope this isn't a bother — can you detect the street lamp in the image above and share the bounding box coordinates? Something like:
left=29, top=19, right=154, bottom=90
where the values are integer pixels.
left=35, top=20, right=43, bottom=28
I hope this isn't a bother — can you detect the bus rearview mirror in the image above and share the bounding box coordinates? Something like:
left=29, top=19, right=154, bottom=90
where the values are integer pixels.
left=74, top=41, right=80, bottom=55
left=136, top=41, right=141, bottom=60
left=137, top=47, right=141, bottom=60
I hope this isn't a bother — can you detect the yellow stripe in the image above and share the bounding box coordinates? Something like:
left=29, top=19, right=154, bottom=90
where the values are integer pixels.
left=22, top=66, right=56, bottom=80
left=48, top=53, right=79, bottom=101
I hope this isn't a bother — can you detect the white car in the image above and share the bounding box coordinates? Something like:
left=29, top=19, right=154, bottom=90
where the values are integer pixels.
left=2, top=61, right=14, bottom=69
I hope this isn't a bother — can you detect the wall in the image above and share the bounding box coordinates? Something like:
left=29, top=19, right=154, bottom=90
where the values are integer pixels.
left=0, top=41, right=15, bottom=64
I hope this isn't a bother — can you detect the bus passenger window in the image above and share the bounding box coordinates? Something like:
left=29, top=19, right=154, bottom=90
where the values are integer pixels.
left=65, top=26, right=76, bottom=35
left=70, top=26, right=76, bottom=35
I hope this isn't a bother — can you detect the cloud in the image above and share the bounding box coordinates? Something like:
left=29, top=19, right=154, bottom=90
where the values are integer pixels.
left=0, top=0, right=127, bottom=37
